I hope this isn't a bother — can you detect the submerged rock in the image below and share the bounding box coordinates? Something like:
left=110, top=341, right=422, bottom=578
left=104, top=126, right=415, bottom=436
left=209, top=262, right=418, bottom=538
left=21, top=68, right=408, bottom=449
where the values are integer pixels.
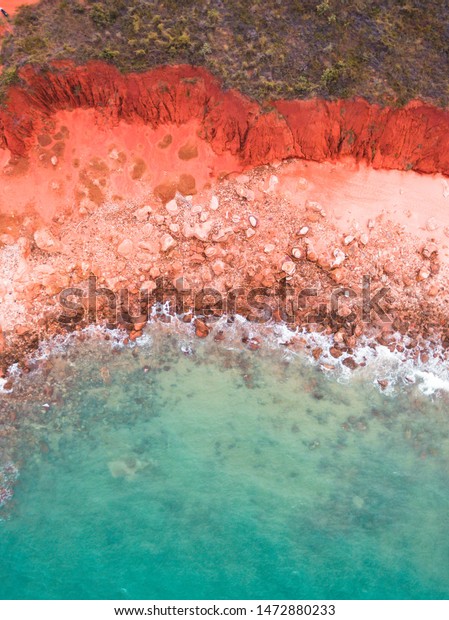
left=194, top=319, right=210, bottom=338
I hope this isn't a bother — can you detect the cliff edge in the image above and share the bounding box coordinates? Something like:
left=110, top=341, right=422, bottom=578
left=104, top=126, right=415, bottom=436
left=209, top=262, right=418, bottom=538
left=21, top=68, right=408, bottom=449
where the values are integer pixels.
left=1, top=61, right=448, bottom=176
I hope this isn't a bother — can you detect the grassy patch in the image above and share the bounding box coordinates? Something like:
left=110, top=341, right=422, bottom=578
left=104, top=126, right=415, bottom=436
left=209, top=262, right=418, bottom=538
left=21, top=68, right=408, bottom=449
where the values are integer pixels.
left=0, top=0, right=448, bottom=105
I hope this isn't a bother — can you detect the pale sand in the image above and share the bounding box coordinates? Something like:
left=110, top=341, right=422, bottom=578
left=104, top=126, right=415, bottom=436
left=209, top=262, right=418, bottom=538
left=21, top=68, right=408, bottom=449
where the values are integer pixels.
left=274, top=159, right=449, bottom=262
left=1, top=108, right=448, bottom=260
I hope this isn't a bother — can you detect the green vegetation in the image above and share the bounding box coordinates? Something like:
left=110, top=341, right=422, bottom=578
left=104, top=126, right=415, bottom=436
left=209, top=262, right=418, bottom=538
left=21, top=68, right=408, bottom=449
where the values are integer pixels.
left=1, top=0, right=448, bottom=105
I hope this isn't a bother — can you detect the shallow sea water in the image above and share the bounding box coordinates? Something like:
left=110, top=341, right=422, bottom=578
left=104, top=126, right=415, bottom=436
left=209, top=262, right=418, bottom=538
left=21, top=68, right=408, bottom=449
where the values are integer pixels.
left=1, top=325, right=449, bottom=600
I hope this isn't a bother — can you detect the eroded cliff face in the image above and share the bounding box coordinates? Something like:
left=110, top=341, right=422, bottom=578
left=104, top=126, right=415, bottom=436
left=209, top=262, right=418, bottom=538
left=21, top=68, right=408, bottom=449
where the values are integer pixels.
left=1, top=61, right=449, bottom=175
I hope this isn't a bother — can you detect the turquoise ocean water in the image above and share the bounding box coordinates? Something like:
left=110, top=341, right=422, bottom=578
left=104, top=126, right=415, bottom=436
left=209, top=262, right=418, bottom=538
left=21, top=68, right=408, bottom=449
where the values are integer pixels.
left=1, top=322, right=449, bottom=600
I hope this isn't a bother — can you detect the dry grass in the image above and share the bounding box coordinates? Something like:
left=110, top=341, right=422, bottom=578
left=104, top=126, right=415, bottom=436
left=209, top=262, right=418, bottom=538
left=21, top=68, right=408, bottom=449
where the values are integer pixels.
left=1, top=0, right=448, bottom=106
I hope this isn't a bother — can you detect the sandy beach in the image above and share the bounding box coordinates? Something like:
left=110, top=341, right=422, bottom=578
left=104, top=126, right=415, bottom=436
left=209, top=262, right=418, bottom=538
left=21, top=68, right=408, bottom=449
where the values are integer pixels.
left=0, top=63, right=447, bottom=381
left=1, top=106, right=449, bottom=379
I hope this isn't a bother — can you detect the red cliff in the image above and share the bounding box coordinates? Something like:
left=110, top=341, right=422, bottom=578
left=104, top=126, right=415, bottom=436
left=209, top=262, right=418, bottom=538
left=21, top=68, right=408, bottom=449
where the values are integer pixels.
left=2, top=60, right=449, bottom=175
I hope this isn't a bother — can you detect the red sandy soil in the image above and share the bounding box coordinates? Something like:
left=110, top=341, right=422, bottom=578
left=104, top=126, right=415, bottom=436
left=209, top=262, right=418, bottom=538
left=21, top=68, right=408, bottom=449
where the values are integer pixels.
left=4, top=62, right=449, bottom=177
left=0, top=62, right=449, bottom=377
left=1, top=0, right=38, bottom=14
left=0, top=110, right=239, bottom=224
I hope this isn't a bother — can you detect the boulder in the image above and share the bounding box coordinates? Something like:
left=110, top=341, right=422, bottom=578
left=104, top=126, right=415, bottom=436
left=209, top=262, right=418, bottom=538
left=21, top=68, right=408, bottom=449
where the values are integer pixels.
left=195, top=319, right=210, bottom=338
left=33, top=229, right=63, bottom=254
left=117, top=238, right=134, bottom=257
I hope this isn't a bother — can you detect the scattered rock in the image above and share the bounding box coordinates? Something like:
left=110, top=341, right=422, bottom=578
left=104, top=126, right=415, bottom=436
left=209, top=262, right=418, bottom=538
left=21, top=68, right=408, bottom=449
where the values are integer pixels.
left=305, top=200, right=325, bottom=216
left=133, top=319, right=147, bottom=332
left=17, top=237, right=31, bottom=258
left=417, top=267, right=430, bottom=281
left=359, top=233, right=369, bottom=245
left=141, top=223, right=154, bottom=237
left=249, top=215, right=258, bottom=228
left=161, top=234, right=176, bottom=252
left=184, top=220, right=214, bottom=242
left=299, top=226, right=309, bottom=236
left=210, top=196, right=219, bottom=211
left=246, top=337, right=261, bottom=351
left=140, top=280, right=157, bottom=292
left=138, top=240, right=160, bottom=254
left=117, top=238, right=134, bottom=257
left=330, top=268, right=344, bottom=283
left=195, top=220, right=214, bottom=241
left=281, top=260, right=296, bottom=276
left=205, top=246, right=217, bottom=258
left=212, top=227, right=233, bottom=242
left=306, top=246, right=318, bottom=262
left=329, top=347, right=343, bottom=359
left=422, top=242, right=438, bottom=259
left=165, top=199, right=179, bottom=215
left=383, top=261, right=395, bottom=276
left=291, top=247, right=302, bottom=259
left=312, top=347, right=323, bottom=361
left=332, top=249, right=346, bottom=267
left=211, top=260, right=225, bottom=276
left=236, top=186, right=255, bottom=201
left=129, top=330, right=143, bottom=341
left=430, top=261, right=440, bottom=275
left=50, top=156, right=58, bottom=166
left=262, top=176, right=279, bottom=193
left=442, top=180, right=449, bottom=198
left=33, top=229, right=63, bottom=254
left=134, top=205, right=153, bottom=221
left=342, top=356, right=358, bottom=370
left=317, top=254, right=332, bottom=270
left=334, top=331, right=344, bottom=343
left=195, top=319, right=210, bottom=338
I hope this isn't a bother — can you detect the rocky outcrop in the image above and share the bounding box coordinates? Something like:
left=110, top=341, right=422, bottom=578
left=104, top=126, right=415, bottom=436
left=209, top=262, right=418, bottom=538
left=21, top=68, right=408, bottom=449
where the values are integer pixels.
left=2, top=60, right=449, bottom=175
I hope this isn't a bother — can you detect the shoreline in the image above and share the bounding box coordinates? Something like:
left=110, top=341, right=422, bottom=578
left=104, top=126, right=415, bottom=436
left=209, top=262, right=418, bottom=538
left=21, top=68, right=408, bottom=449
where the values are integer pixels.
left=0, top=65, right=449, bottom=383
left=3, top=62, right=449, bottom=176
left=2, top=154, right=449, bottom=383
left=2, top=306, right=449, bottom=399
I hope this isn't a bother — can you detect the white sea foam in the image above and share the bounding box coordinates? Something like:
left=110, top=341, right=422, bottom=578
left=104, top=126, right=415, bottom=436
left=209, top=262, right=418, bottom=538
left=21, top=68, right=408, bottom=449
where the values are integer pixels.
left=414, top=371, right=449, bottom=396
left=1, top=312, right=449, bottom=399
left=0, top=378, right=12, bottom=393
